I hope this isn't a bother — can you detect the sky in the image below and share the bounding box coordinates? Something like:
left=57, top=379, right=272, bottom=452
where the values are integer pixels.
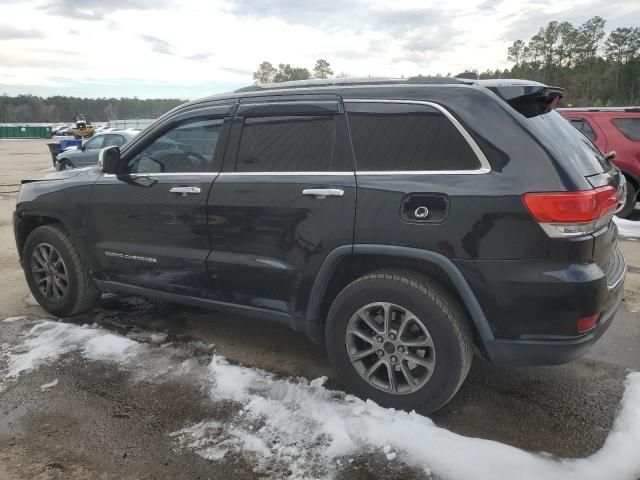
left=0, top=0, right=639, bottom=99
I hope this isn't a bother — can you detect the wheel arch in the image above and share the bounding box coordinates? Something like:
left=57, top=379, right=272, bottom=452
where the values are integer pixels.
left=621, top=168, right=639, bottom=195
left=304, top=245, right=495, bottom=352
left=15, top=212, right=91, bottom=269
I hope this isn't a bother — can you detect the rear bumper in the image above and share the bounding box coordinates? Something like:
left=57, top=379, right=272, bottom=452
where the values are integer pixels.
left=459, top=248, right=626, bottom=366
left=483, top=275, right=623, bottom=365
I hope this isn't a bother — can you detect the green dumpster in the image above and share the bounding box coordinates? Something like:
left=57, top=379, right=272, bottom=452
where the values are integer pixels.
left=0, top=125, right=53, bottom=139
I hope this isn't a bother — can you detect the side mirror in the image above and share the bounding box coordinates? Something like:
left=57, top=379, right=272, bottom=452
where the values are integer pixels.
left=99, top=146, right=122, bottom=174
left=604, top=151, right=617, bottom=162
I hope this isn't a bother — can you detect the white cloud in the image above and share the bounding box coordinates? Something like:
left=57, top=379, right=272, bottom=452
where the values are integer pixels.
left=0, top=0, right=638, bottom=98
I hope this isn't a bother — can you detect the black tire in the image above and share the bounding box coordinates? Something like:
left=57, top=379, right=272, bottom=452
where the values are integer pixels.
left=23, top=224, right=100, bottom=317
left=617, top=179, right=637, bottom=218
left=325, top=270, right=473, bottom=413
left=56, top=159, right=73, bottom=171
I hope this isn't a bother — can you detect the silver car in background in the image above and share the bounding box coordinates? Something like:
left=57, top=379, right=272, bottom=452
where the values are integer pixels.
left=55, top=130, right=138, bottom=171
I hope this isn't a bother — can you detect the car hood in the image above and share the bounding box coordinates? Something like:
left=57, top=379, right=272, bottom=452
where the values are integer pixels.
left=21, top=166, right=101, bottom=184
left=57, top=147, right=85, bottom=159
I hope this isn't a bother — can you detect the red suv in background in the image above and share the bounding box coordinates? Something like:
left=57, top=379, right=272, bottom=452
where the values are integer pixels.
left=559, top=107, right=640, bottom=217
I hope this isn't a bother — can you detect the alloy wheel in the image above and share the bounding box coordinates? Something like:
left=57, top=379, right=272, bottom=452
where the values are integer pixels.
left=345, top=302, right=436, bottom=395
left=30, top=243, right=69, bottom=302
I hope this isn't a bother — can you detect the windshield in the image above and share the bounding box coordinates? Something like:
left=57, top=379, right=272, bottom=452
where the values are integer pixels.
left=526, top=110, right=609, bottom=176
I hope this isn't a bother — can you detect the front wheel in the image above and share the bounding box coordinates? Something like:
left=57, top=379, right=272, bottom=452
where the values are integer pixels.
left=23, top=224, right=100, bottom=317
left=325, top=271, right=473, bottom=413
left=56, top=159, right=73, bottom=171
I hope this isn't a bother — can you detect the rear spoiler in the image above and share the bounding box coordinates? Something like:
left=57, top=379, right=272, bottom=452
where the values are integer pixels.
left=482, top=83, right=566, bottom=118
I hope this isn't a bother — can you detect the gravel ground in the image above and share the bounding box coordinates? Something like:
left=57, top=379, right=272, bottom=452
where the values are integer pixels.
left=1, top=139, right=639, bottom=479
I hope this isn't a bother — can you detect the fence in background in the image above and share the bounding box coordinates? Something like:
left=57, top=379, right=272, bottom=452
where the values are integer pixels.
left=107, top=118, right=155, bottom=130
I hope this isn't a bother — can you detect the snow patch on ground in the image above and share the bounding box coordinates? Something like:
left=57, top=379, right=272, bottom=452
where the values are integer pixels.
left=24, top=293, right=39, bottom=306
left=39, top=379, right=58, bottom=391
left=126, top=331, right=169, bottom=344
left=3, top=319, right=144, bottom=379
left=3, top=317, right=640, bottom=480
left=82, top=334, right=141, bottom=362
left=614, top=216, right=640, bottom=239
left=3, top=316, right=27, bottom=323
left=171, top=355, right=640, bottom=480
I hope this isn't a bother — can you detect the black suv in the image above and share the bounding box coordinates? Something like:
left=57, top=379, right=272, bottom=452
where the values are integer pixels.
left=14, top=78, right=627, bottom=412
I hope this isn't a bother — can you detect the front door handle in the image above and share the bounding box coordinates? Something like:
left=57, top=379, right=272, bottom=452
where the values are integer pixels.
left=302, top=188, right=344, bottom=199
left=169, top=186, right=201, bottom=196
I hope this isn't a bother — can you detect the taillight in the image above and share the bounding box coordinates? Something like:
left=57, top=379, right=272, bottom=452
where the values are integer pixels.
left=523, top=186, right=618, bottom=237
left=577, top=313, right=600, bottom=333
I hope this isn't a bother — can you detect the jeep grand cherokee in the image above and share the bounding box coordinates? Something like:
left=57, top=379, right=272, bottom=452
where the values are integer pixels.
left=14, top=77, right=627, bottom=412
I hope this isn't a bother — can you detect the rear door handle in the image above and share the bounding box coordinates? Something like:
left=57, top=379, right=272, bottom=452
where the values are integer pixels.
left=302, top=188, right=344, bottom=199
left=169, top=186, right=201, bottom=196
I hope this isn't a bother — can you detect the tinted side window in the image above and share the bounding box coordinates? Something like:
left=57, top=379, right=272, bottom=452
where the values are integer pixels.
left=569, top=119, right=596, bottom=142
left=129, top=118, right=223, bottom=173
left=236, top=116, right=336, bottom=172
left=612, top=118, right=640, bottom=141
left=345, top=102, right=480, bottom=171
left=103, top=134, right=126, bottom=147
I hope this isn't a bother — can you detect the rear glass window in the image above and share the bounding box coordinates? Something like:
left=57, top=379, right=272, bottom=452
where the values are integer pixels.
left=527, top=111, right=609, bottom=175
left=612, top=118, right=640, bottom=141
left=345, top=102, right=480, bottom=171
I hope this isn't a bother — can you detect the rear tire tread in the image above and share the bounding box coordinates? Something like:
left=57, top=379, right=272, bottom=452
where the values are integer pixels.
left=341, top=270, right=473, bottom=393
left=327, top=269, right=473, bottom=411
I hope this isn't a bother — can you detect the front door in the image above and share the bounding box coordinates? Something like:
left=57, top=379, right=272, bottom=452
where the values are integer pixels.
left=206, top=96, right=356, bottom=318
left=76, top=135, right=104, bottom=167
left=89, top=105, right=233, bottom=297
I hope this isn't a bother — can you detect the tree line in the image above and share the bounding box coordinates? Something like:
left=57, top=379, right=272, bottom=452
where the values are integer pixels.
left=483, top=16, right=640, bottom=106
left=253, top=59, right=334, bottom=83
left=0, top=95, right=184, bottom=123
left=252, top=18, right=640, bottom=107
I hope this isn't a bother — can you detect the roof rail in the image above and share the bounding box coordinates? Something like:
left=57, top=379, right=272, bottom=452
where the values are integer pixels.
left=233, top=76, right=468, bottom=93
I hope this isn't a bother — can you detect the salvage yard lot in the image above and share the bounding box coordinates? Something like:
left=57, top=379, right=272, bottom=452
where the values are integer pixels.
left=1, top=139, right=640, bottom=480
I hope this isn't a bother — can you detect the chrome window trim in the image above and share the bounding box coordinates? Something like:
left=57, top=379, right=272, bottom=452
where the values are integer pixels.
left=101, top=171, right=353, bottom=178
left=102, top=172, right=218, bottom=177
left=356, top=170, right=488, bottom=175
left=218, top=171, right=353, bottom=176
left=343, top=98, right=491, bottom=175
left=101, top=99, right=490, bottom=178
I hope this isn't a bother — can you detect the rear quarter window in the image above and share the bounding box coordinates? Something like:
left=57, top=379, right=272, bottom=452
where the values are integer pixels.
left=527, top=111, right=608, bottom=176
left=612, top=118, right=640, bottom=141
left=345, top=102, right=480, bottom=172
left=568, top=119, right=597, bottom=142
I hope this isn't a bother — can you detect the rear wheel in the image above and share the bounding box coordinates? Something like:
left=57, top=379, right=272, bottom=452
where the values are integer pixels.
left=325, top=270, right=473, bottom=413
left=23, top=225, right=100, bottom=317
left=617, top=179, right=637, bottom=218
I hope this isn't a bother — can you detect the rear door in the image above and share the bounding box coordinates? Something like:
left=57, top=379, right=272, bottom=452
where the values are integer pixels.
left=102, top=133, right=128, bottom=148
left=90, top=104, right=233, bottom=298
left=206, top=95, right=356, bottom=318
